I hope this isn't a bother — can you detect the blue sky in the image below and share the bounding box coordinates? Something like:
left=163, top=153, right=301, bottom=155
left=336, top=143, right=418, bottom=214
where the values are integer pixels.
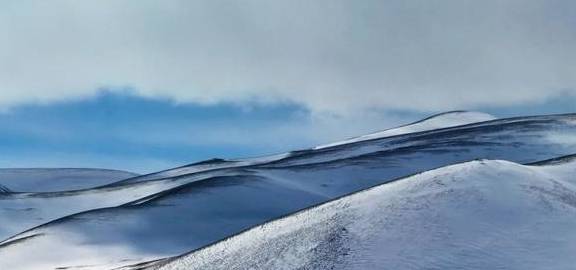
left=0, top=91, right=314, bottom=172
left=0, top=90, right=574, bottom=173
left=0, top=90, right=424, bottom=172
left=0, top=1, right=574, bottom=173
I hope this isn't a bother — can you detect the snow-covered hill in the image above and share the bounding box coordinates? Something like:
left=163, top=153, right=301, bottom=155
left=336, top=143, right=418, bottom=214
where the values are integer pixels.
left=0, top=177, right=190, bottom=241
left=110, top=111, right=495, bottom=185
left=315, top=111, right=497, bottom=149
left=0, top=168, right=137, bottom=192
left=145, top=157, right=576, bottom=270
left=0, top=112, right=575, bottom=270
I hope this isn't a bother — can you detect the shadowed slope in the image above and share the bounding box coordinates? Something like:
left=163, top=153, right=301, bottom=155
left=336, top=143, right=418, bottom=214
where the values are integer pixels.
left=0, top=168, right=137, bottom=193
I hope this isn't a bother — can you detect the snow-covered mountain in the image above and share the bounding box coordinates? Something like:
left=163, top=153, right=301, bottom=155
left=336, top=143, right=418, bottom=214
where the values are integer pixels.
left=148, top=157, right=576, bottom=270
left=107, top=111, right=496, bottom=185
left=0, top=111, right=500, bottom=244
left=0, top=168, right=137, bottom=192
left=1, top=111, right=576, bottom=270
left=315, top=111, right=497, bottom=149
left=0, top=175, right=190, bottom=241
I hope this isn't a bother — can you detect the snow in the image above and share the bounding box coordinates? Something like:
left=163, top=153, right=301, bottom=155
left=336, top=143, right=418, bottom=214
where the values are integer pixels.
left=152, top=159, right=576, bottom=270
left=0, top=112, right=575, bottom=270
left=111, top=111, right=494, bottom=185
left=110, top=154, right=291, bottom=185
left=315, top=111, right=496, bottom=149
left=0, top=177, right=191, bottom=241
left=0, top=168, right=137, bottom=192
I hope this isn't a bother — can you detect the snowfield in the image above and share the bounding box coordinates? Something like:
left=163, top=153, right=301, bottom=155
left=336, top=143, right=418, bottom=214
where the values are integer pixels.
left=148, top=158, right=576, bottom=270
left=0, top=177, right=195, bottom=241
left=0, top=168, right=137, bottom=192
left=1, top=111, right=576, bottom=270
left=315, top=111, right=497, bottom=149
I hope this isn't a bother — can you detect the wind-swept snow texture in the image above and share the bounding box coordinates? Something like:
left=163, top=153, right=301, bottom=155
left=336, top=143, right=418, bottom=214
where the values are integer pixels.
left=315, top=111, right=496, bottom=149
left=1, top=112, right=576, bottom=270
left=149, top=159, right=576, bottom=270
left=0, top=168, right=137, bottom=192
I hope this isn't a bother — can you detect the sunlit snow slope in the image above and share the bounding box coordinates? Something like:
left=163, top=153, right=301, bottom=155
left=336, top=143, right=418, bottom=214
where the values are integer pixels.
left=1, top=112, right=576, bottom=270
left=315, top=111, right=496, bottom=149
left=149, top=157, right=576, bottom=270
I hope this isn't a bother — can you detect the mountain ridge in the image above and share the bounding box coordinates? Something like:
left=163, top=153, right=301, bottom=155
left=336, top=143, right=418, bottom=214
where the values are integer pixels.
left=1, top=112, right=576, bottom=270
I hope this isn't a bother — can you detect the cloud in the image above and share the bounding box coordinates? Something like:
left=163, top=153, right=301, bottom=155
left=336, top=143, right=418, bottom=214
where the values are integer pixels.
left=1, top=0, right=575, bottom=114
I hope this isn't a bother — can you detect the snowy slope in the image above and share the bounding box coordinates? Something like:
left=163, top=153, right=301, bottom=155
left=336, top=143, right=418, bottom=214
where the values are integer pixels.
left=0, top=176, right=195, bottom=241
left=147, top=158, right=576, bottom=270
left=2, top=108, right=484, bottom=243
left=1, top=113, right=575, bottom=270
left=112, top=111, right=494, bottom=185
left=0, top=168, right=137, bottom=192
left=315, top=111, right=496, bottom=149
left=112, top=153, right=290, bottom=185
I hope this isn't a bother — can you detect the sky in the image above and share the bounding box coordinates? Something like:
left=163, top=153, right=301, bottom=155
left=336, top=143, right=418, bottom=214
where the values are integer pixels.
left=0, top=1, right=575, bottom=173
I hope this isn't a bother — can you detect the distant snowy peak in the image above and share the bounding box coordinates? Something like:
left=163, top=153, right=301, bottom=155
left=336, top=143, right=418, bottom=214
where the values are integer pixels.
left=0, top=168, right=138, bottom=192
left=316, top=111, right=497, bottom=149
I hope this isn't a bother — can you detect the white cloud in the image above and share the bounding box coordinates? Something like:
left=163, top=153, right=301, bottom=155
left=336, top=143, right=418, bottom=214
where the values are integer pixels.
left=1, top=0, right=575, bottom=114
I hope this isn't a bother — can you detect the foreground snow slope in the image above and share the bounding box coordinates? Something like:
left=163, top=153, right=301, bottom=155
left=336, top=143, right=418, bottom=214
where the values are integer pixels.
left=149, top=158, right=576, bottom=270
left=0, top=168, right=137, bottom=192
left=1, top=113, right=575, bottom=270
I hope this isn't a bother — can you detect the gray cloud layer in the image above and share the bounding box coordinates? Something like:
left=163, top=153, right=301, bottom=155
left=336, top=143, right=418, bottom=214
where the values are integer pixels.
left=1, top=0, right=575, bottom=113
